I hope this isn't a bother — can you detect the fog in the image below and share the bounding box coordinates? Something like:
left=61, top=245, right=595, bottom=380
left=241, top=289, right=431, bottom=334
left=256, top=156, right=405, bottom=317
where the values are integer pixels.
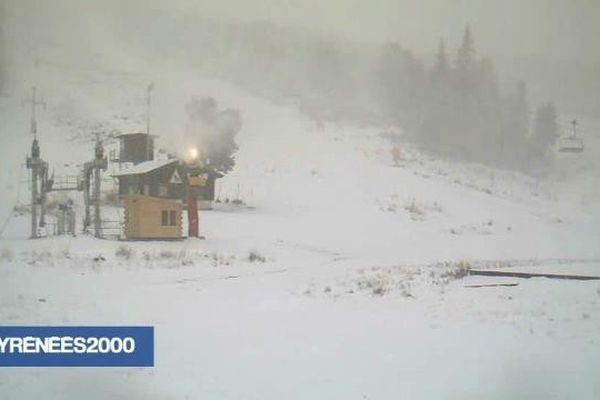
left=1, top=3, right=600, bottom=397
left=4, top=0, right=599, bottom=59
left=1, top=0, right=599, bottom=169
left=3, top=0, right=599, bottom=105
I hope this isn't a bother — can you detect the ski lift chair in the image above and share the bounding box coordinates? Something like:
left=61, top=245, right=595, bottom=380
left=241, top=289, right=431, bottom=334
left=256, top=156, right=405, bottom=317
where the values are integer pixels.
left=558, top=136, right=584, bottom=153
left=558, top=119, right=584, bottom=153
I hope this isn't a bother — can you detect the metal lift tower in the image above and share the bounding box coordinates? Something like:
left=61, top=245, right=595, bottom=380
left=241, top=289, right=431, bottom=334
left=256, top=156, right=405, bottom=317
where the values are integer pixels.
left=24, top=87, right=48, bottom=239
left=81, top=134, right=107, bottom=238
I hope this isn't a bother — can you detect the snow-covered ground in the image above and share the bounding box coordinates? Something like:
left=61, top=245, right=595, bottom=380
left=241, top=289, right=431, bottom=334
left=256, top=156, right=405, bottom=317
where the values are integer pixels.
left=1, top=64, right=599, bottom=399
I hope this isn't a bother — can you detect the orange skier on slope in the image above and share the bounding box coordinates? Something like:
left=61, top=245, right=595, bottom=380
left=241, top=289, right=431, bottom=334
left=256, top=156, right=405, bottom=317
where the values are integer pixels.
left=391, top=145, right=401, bottom=166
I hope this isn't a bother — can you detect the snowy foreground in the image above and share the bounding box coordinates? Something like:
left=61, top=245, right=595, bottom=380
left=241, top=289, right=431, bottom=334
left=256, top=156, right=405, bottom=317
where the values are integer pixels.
left=1, top=235, right=599, bottom=399
left=1, top=74, right=600, bottom=399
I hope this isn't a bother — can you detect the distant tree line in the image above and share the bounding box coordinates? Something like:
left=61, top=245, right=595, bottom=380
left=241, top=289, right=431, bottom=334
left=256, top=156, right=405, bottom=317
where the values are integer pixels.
left=378, top=26, right=560, bottom=171
left=217, top=24, right=561, bottom=173
left=119, top=19, right=562, bottom=173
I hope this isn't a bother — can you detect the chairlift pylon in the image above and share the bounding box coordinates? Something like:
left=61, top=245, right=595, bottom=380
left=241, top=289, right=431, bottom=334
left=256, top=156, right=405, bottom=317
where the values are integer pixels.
left=558, top=119, right=584, bottom=153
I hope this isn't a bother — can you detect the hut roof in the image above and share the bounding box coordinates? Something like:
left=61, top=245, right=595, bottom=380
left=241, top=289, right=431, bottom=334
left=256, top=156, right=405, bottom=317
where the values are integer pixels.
left=112, top=159, right=178, bottom=177
left=117, top=132, right=157, bottom=138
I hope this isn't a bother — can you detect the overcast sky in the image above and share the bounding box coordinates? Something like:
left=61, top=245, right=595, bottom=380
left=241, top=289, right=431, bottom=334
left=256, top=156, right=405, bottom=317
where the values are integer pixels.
left=157, top=0, right=600, bottom=64
left=4, top=0, right=599, bottom=66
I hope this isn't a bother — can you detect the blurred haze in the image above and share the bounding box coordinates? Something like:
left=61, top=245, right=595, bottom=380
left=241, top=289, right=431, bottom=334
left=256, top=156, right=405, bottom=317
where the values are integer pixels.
left=1, top=0, right=598, bottom=163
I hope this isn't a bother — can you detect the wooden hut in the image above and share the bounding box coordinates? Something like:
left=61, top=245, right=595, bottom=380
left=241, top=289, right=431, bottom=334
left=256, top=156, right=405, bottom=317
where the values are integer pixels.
left=112, top=158, right=218, bottom=239
left=113, top=159, right=188, bottom=240
left=113, top=159, right=187, bottom=200
left=122, top=194, right=183, bottom=240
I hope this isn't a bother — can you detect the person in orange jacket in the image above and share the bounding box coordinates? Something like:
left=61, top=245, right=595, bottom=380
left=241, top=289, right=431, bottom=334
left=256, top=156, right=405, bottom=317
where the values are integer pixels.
left=391, top=145, right=401, bottom=166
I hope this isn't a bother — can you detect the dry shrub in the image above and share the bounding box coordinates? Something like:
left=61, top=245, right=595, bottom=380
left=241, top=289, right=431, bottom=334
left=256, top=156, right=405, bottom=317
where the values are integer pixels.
left=0, top=248, right=13, bottom=263
left=115, top=245, right=134, bottom=260
left=248, top=250, right=266, bottom=263
left=358, top=274, right=391, bottom=296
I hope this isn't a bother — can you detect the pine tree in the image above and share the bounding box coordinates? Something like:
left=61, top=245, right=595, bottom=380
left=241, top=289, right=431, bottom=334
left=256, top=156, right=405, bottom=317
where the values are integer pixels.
left=378, top=42, right=404, bottom=123
left=378, top=43, right=426, bottom=129
left=509, top=80, right=529, bottom=167
left=532, top=102, right=559, bottom=154
left=452, top=24, right=482, bottom=159
left=209, top=109, right=241, bottom=175
left=477, top=57, right=499, bottom=106
left=420, top=39, right=452, bottom=153
left=431, top=39, right=449, bottom=82
left=456, top=25, right=475, bottom=74
left=515, top=80, right=529, bottom=124
left=185, top=97, right=241, bottom=176
left=476, top=57, right=502, bottom=163
left=501, top=80, right=529, bottom=167
left=0, top=17, right=6, bottom=95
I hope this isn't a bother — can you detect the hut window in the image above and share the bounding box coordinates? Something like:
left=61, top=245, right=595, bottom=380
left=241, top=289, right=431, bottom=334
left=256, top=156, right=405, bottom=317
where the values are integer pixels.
left=161, top=210, right=169, bottom=226
left=159, top=184, right=168, bottom=197
left=169, top=210, right=176, bottom=226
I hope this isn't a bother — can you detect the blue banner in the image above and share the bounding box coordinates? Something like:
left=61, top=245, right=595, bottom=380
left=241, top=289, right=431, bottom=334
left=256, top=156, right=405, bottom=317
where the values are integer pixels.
left=0, top=326, right=154, bottom=367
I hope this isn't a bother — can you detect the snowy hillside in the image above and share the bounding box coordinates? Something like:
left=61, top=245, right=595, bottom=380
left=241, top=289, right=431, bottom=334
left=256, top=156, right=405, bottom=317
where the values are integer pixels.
left=2, top=65, right=598, bottom=261
left=1, top=64, right=600, bottom=399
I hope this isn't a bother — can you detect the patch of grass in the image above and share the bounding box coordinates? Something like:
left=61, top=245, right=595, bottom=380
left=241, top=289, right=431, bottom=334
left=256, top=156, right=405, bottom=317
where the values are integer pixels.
left=248, top=250, right=266, bottom=263
left=159, top=250, right=176, bottom=259
left=358, top=274, right=391, bottom=296
left=398, top=281, right=413, bottom=298
left=431, top=260, right=471, bottom=285
left=205, top=252, right=236, bottom=267
left=115, top=245, right=134, bottom=260
left=13, top=203, right=31, bottom=215
left=26, top=250, right=53, bottom=265
left=57, top=247, right=71, bottom=260
left=177, top=250, right=194, bottom=266
left=0, top=247, right=14, bottom=263
left=430, top=201, right=443, bottom=213
left=404, top=199, right=425, bottom=221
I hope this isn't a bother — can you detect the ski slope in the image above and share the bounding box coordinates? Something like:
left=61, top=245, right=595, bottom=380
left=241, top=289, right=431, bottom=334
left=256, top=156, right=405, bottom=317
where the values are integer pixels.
left=1, top=66, right=599, bottom=399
